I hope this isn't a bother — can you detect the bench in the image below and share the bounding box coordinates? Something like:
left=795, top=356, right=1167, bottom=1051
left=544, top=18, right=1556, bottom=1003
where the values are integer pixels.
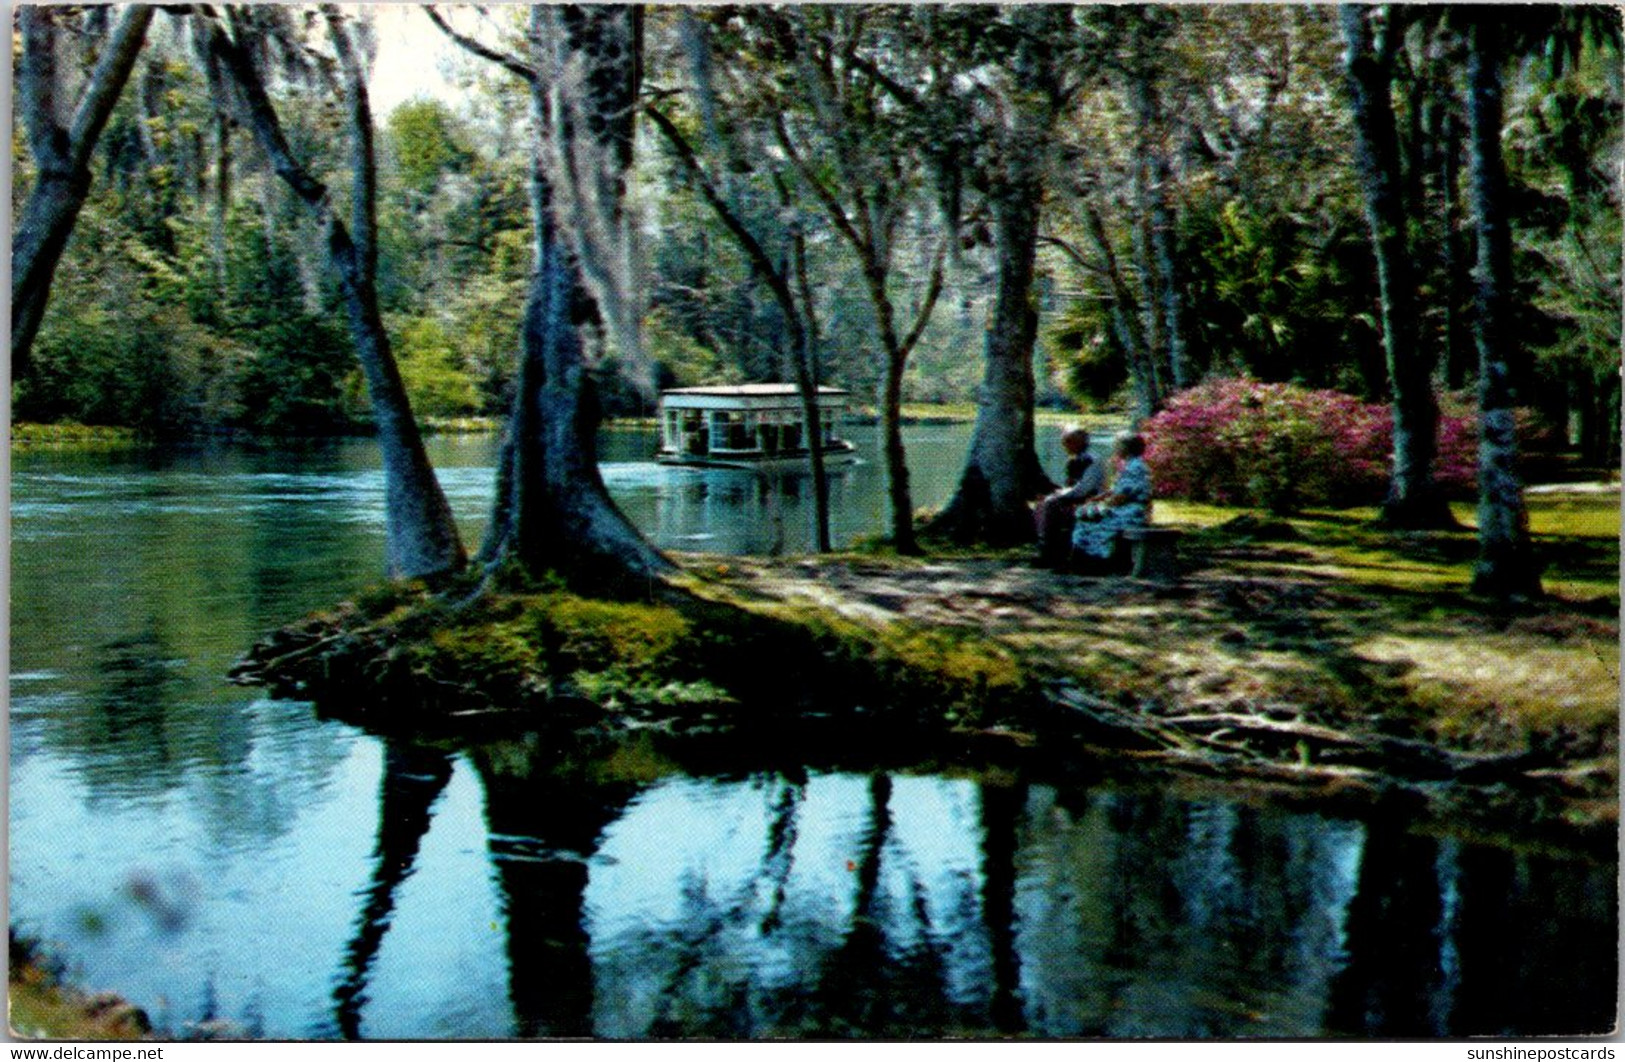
left=1121, top=526, right=1184, bottom=583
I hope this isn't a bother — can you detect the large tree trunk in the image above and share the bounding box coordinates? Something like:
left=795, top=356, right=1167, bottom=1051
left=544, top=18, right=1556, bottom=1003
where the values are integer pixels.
left=1463, top=16, right=1542, bottom=600
left=926, top=7, right=1069, bottom=547
left=928, top=183, right=1052, bottom=545
left=1148, top=161, right=1189, bottom=393
left=492, top=198, right=672, bottom=586
left=1340, top=5, right=1457, bottom=530
left=481, top=6, right=672, bottom=589
left=208, top=11, right=465, bottom=581
left=12, top=5, right=155, bottom=378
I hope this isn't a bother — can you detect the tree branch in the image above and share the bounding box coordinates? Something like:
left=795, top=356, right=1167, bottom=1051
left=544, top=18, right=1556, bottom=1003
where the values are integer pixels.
left=897, top=241, right=947, bottom=363
left=772, top=111, right=868, bottom=264
left=66, top=6, right=157, bottom=172
left=1038, top=234, right=1110, bottom=278
left=420, top=6, right=535, bottom=84
left=201, top=10, right=330, bottom=208
left=324, top=6, right=378, bottom=278
left=644, top=102, right=794, bottom=309
left=843, top=49, right=920, bottom=110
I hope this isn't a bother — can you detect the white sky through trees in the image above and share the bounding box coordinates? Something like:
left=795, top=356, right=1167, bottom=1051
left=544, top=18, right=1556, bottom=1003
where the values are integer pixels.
left=367, top=4, right=461, bottom=114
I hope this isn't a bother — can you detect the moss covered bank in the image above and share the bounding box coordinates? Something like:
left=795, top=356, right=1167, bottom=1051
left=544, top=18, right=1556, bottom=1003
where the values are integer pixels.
left=232, top=491, right=1619, bottom=851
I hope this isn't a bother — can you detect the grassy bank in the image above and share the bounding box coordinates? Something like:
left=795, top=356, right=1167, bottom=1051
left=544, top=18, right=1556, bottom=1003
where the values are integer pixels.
left=233, top=486, right=1618, bottom=848
left=10, top=422, right=138, bottom=449
left=9, top=934, right=148, bottom=1040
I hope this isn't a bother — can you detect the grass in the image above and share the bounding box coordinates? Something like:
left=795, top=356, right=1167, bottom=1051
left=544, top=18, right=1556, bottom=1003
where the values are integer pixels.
left=11, top=421, right=137, bottom=448
left=1162, top=492, right=1618, bottom=755
left=709, top=484, right=1617, bottom=787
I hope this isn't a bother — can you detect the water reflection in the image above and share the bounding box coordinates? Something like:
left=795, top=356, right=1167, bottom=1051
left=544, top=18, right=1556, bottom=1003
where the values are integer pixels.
left=314, top=751, right=1602, bottom=1040
left=332, top=741, right=455, bottom=1039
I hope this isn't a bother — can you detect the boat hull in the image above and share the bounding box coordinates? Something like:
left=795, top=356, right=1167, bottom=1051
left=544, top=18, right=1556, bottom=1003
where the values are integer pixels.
left=656, top=442, right=860, bottom=472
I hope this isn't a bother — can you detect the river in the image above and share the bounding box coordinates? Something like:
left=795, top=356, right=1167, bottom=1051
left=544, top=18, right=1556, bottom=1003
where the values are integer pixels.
left=9, top=426, right=1617, bottom=1038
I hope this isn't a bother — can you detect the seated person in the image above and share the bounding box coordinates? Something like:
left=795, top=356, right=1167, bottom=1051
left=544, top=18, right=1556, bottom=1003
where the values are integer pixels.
left=1034, top=427, right=1104, bottom=566
left=1072, top=433, right=1153, bottom=571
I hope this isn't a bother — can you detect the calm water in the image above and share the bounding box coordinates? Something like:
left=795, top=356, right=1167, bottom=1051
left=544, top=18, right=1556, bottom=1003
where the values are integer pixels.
left=9, top=427, right=1617, bottom=1038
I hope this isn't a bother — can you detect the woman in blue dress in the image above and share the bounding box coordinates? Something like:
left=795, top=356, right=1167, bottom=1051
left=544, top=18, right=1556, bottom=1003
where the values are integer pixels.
left=1072, top=433, right=1153, bottom=570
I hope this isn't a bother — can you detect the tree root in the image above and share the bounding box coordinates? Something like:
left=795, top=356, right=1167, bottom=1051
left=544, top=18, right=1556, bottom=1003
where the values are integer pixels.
left=1046, top=682, right=1560, bottom=790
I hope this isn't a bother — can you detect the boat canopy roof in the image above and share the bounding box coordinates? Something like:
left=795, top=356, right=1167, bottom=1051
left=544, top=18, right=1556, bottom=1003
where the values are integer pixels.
left=660, top=384, right=849, bottom=411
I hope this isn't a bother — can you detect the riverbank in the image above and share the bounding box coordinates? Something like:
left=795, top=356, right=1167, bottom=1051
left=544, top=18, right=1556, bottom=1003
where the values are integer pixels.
left=232, top=488, right=1618, bottom=850
left=9, top=935, right=149, bottom=1040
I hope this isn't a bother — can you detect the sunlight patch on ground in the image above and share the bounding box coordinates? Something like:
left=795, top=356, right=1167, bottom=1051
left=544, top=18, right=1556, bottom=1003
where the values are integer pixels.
left=1524, top=492, right=1621, bottom=539
left=1355, top=634, right=1620, bottom=735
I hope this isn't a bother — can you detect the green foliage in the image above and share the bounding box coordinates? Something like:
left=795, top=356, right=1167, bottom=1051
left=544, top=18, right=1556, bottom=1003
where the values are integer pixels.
left=11, top=2, right=1619, bottom=464
left=1181, top=198, right=1382, bottom=395
left=391, top=316, right=482, bottom=418
left=16, top=208, right=252, bottom=436
left=644, top=307, right=739, bottom=389
left=386, top=99, right=475, bottom=199
left=1045, top=300, right=1129, bottom=408
left=235, top=312, right=359, bottom=435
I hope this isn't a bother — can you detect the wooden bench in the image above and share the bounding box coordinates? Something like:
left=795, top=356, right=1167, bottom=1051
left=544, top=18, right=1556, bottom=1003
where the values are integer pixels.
left=1121, top=526, right=1184, bottom=583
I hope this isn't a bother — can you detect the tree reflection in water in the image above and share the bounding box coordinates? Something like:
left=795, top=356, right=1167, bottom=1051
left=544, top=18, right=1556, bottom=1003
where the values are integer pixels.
left=329, top=743, right=1615, bottom=1039
left=332, top=740, right=455, bottom=1038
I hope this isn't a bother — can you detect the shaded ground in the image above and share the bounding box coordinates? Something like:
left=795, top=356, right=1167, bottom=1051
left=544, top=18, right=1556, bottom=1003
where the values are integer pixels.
left=691, top=494, right=1618, bottom=843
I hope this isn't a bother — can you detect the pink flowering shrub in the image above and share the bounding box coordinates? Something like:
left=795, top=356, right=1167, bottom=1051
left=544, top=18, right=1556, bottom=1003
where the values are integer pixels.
left=1142, top=379, right=1480, bottom=512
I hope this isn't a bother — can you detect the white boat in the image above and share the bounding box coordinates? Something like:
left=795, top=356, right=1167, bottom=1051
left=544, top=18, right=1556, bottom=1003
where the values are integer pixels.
left=656, top=384, right=859, bottom=470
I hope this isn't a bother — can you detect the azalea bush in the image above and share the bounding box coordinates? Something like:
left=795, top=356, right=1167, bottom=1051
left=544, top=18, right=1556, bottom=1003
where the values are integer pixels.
left=1142, top=379, right=1481, bottom=512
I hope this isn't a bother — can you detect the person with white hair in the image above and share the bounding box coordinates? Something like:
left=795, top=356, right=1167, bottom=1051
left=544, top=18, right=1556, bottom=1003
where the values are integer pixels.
left=1071, top=433, right=1153, bottom=573
left=1033, top=426, right=1105, bottom=567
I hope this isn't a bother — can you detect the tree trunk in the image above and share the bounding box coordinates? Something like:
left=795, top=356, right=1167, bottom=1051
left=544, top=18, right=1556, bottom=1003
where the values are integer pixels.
left=863, top=249, right=942, bottom=557
left=1134, top=161, right=1168, bottom=398
left=12, top=5, right=155, bottom=378
left=1340, top=5, right=1457, bottom=530
left=1463, top=16, right=1542, bottom=599
left=1133, top=55, right=1188, bottom=396
left=928, top=183, right=1052, bottom=545
left=926, top=7, right=1068, bottom=546
left=479, top=7, right=672, bottom=590
left=1126, top=30, right=1178, bottom=399
left=1149, top=165, right=1189, bottom=393
left=774, top=174, right=835, bottom=554
left=208, top=12, right=465, bottom=581
left=1084, top=204, right=1161, bottom=420
left=791, top=334, right=836, bottom=554
left=1440, top=111, right=1474, bottom=391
